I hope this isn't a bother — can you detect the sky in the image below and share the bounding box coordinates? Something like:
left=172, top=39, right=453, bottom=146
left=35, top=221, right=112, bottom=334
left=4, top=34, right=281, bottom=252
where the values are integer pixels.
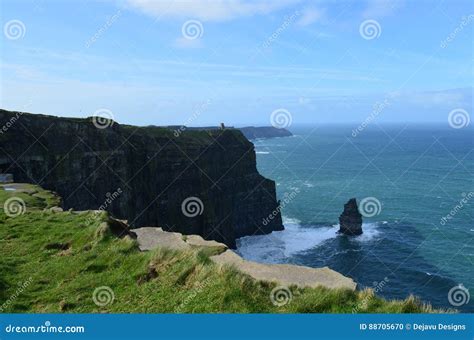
left=0, top=0, right=473, bottom=126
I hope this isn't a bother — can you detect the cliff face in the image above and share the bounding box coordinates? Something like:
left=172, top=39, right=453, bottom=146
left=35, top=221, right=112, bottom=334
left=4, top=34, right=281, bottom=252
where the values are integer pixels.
left=0, top=109, right=283, bottom=247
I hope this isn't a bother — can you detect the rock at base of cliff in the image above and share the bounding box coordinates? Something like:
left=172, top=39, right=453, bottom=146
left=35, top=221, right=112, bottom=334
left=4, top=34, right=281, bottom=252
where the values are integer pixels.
left=338, top=198, right=363, bottom=236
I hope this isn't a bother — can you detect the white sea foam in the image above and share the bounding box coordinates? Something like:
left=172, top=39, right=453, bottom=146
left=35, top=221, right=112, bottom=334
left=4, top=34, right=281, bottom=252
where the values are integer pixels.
left=237, top=217, right=338, bottom=263
left=237, top=217, right=383, bottom=263
left=332, top=222, right=381, bottom=242
left=282, top=216, right=301, bottom=224
left=255, top=151, right=270, bottom=154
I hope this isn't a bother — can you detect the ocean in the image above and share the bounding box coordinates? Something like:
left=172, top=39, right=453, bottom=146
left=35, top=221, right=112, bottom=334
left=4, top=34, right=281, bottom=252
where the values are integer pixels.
left=236, top=124, right=474, bottom=312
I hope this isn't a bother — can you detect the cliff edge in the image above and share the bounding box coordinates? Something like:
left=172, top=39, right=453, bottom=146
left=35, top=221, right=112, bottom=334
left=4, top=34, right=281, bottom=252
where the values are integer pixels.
left=0, top=109, right=283, bottom=247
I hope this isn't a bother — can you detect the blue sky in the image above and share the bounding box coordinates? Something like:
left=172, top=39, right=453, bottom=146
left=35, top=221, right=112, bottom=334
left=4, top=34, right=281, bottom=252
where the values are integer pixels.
left=0, top=0, right=472, bottom=126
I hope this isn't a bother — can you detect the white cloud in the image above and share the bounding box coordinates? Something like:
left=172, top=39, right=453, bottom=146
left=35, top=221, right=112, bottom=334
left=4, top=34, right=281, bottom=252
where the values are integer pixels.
left=402, top=88, right=472, bottom=108
left=173, top=37, right=203, bottom=48
left=124, top=0, right=300, bottom=21
left=297, top=7, right=325, bottom=26
left=362, top=0, right=404, bottom=18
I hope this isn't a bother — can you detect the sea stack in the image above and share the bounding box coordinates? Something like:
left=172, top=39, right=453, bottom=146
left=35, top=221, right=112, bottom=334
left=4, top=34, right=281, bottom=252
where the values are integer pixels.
left=338, top=198, right=363, bottom=236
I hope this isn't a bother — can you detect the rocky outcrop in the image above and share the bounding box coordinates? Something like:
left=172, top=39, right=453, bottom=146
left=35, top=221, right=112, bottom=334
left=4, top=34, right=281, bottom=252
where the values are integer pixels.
left=239, top=126, right=292, bottom=140
left=132, top=227, right=228, bottom=254
left=132, top=226, right=356, bottom=290
left=0, top=109, right=283, bottom=247
left=211, top=250, right=356, bottom=290
left=338, top=198, right=363, bottom=236
left=133, top=227, right=192, bottom=251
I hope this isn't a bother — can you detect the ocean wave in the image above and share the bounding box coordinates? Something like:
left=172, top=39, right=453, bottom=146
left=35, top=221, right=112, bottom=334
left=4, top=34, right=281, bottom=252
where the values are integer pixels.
left=237, top=217, right=338, bottom=263
left=334, top=222, right=382, bottom=242
left=357, top=223, right=382, bottom=241
left=255, top=151, right=270, bottom=154
left=237, top=218, right=383, bottom=263
left=282, top=216, right=302, bottom=224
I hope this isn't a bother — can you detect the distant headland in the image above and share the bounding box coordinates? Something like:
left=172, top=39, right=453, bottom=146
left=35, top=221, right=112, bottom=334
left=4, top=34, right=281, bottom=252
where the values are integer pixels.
left=165, top=124, right=293, bottom=140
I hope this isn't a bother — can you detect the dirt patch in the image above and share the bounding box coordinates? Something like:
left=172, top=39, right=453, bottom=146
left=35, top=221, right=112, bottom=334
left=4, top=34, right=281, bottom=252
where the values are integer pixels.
left=44, top=242, right=70, bottom=251
left=137, top=267, right=159, bottom=285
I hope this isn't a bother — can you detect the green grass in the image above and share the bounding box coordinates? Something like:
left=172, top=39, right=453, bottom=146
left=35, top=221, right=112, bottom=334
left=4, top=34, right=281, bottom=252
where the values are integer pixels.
left=0, top=184, right=441, bottom=313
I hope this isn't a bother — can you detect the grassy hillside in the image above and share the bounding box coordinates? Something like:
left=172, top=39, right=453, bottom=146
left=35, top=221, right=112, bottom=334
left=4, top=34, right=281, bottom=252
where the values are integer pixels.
left=0, top=184, right=439, bottom=313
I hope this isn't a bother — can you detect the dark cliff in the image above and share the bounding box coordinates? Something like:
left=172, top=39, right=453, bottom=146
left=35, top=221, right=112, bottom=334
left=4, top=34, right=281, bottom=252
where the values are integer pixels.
left=0, top=109, right=283, bottom=247
left=239, top=126, right=292, bottom=140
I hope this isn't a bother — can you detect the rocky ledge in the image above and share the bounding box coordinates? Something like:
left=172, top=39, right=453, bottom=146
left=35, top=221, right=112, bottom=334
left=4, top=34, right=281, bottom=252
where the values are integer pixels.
left=132, top=226, right=356, bottom=291
left=0, top=109, right=283, bottom=248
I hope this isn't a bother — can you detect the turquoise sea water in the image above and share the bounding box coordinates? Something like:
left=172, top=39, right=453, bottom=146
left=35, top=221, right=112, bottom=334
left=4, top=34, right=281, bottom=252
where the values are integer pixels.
left=237, top=124, right=474, bottom=312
